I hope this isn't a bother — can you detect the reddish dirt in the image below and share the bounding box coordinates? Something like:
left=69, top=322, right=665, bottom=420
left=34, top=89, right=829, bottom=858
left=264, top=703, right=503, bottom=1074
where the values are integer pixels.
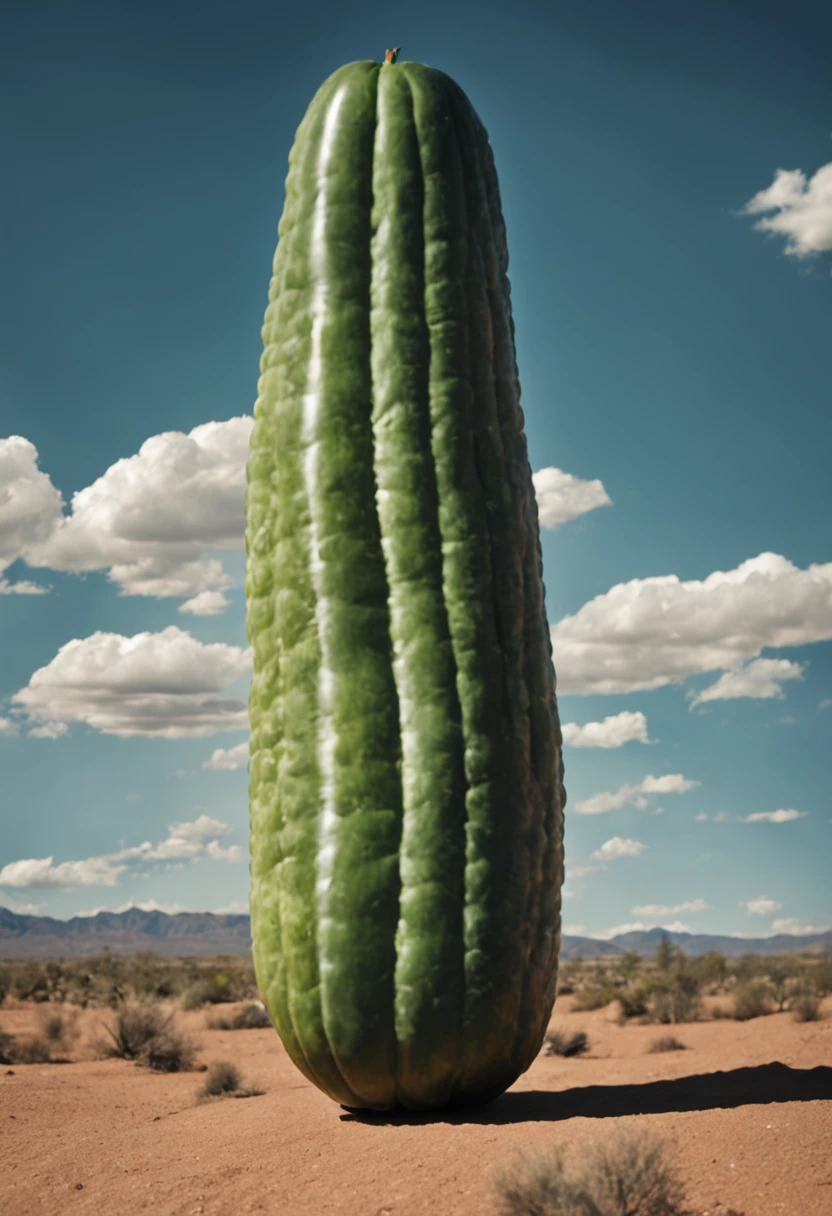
left=1, top=995, right=830, bottom=1215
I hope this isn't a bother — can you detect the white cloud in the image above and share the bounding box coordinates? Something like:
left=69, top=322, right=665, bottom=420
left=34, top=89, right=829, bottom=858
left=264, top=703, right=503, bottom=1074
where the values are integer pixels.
left=0, top=718, right=20, bottom=737
left=632, top=899, right=708, bottom=917
left=591, top=836, right=646, bottom=862
left=5, top=418, right=252, bottom=604
left=178, top=589, right=232, bottom=616
left=550, top=553, right=832, bottom=696
left=205, top=840, right=245, bottom=863
left=743, top=809, right=807, bottom=823
left=562, top=924, right=586, bottom=936
left=214, top=901, right=249, bottom=916
left=203, top=741, right=249, bottom=771
left=27, top=721, right=69, bottom=739
left=695, top=812, right=709, bottom=821
left=0, top=577, right=50, bottom=595
left=742, top=896, right=783, bottom=916
left=531, top=467, right=612, bottom=529
left=561, top=711, right=653, bottom=749
left=11, top=625, right=251, bottom=738
left=0, top=436, right=65, bottom=581
left=0, top=814, right=241, bottom=890
left=0, top=855, right=125, bottom=890
left=743, top=163, right=832, bottom=258
left=689, top=658, right=804, bottom=707
left=76, top=899, right=192, bottom=917
left=575, top=772, right=698, bottom=816
left=770, top=917, right=829, bottom=936
left=594, top=919, right=691, bottom=941
left=565, top=861, right=601, bottom=879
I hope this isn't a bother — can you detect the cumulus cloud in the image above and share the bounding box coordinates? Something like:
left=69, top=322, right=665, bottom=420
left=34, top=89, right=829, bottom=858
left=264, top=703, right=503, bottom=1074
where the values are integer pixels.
left=594, top=919, right=691, bottom=941
left=591, top=836, right=646, bottom=862
left=0, top=436, right=64, bottom=584
left=770, top=917, right=829, bottom=936
left=550, top=553, right=832, bottom=696
left=2, top=418, right=252, bottom=605
left=214, top=901, right=249, bottom=915
left=565, top=861, right=601, bottom=879
left=741, top=896, right=783, bottom=916
left=562, top=923, right=586, bottom=936
left=689, top=658, right=805, bottom=707
left=531, top=467, right=612, bottom=529
left=10, top=626, right=251, bottom=738
left=0, top=577, right=50, bottom=595
left=0, top=814, right=242, bottom=891
left=743, top=163, right=832, bottom=258
left=203, top=741, right=249, bottom=771
left=0, top=718, right=20, bottom=737
left=76, top=899, right=193, bottom=917
left=632, top=899, right=708, bottom=917
left=743, top=809, right=807, bottom=823
left=561, top=711, right=654, bottom=749
left=27, top=721, right=69, bottom=739
left=574, top=773, right=699, bottom=816
left=178, top=590, right=232, bottom=616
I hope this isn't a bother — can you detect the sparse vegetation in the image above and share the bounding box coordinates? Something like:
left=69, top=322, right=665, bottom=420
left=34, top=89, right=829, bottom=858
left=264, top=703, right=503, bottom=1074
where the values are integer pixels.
left=731, top=982, right=773, bottom=1022
left=543, top=1028, right=588, bottom=1058
left=206, top=1001, right=271, bottom=1031
left=197, top=1059, right=262, bottom=1101
left=792, top=991, right=821, bottom=1023
left=0, top=952, right=258, bottom=1010
left=99, top=1001, right=170, bottom=1060
left=648, top=1035, right=687, bottom=1053
left=494, top=1127, right=692, bottom=1216
left=141, top=1026, right=199, bottom=1072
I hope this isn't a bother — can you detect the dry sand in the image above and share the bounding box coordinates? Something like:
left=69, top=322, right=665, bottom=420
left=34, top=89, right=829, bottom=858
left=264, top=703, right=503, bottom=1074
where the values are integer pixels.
left=1, top=995, right=831, bottom=1215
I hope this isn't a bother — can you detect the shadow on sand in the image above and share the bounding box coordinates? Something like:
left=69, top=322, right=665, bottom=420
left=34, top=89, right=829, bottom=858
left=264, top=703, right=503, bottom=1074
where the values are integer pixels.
left=339, top=1062, right=832, bottom=1126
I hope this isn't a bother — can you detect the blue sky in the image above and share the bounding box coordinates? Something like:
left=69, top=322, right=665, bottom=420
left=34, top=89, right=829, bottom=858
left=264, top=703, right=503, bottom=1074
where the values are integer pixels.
left=1, top=0, right=830, bottom=938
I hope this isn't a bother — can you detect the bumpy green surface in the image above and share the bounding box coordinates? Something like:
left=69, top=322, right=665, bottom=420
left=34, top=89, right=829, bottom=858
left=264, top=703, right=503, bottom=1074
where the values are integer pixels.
left=245, top=56, right=566, bottom=1111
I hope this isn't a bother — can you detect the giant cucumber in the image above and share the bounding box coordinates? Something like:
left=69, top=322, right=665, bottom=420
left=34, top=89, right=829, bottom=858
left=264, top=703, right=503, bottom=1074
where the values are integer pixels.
left=245, top=53, right=566, bottom=1112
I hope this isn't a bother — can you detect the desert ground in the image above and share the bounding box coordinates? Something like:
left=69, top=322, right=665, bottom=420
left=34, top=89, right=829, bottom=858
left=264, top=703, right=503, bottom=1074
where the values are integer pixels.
left=1, top=988, right=830, bottom=1216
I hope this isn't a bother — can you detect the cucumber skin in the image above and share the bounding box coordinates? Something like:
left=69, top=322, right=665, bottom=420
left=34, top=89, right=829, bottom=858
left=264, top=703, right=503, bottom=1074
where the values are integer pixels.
left=246, top=57, right=565, bottom=1112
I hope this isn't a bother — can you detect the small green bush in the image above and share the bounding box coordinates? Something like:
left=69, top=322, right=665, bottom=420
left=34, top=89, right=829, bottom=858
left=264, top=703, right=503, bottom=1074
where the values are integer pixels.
left=197, top=1059, right=263, bottom=1102
left=572, top=985, right=617, bottom=1012
left=141, top=1028, right=199, bottom=1073
left=495, top=1127, right=692, bottom=1216
left=731, top=982, right=773, bottom=1022
left=100, top=1002, right=170, bottom=1059
left=648, top=1035, right=687, bottom=1053
left=543, top=1029, right=588, bottom=1058
left=792, top=992, right=821, bottom=1023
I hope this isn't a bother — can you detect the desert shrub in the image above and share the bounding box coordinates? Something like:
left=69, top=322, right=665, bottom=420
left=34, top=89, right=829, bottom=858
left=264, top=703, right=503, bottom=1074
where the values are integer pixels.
left=37, top=1007, right=80, bottom=1055
left=648, top=1035, right=687, bottom=1053
left=206, top=1001, right=271, bottom=1031
left=572, top=985, right=617, bottom=1012
left=556, top=980, right=575, bottom=996
left=181, top=970, right=240, bottom=1010
left=731, top=982, right=773, bottom=1021
left=13, top=1036, right=52, bottom=1064
left=543, top=1029, right=588, bottom=1058
left=0, top=967, right=11, bottom=1007
left=197, top=1059, right=262, bottom=1102
left=811, top=960, right=832, bottom=998
left=100, top=1002, right=170, bottom=1059
left=617, top=986, right=649, bottom=1019
left=647, top=951, right=701, bottom=1025
left=494, top=1127, right=691, bottom=1216
left=0, top=1027, right=15, bottom=1064
left=11, top=961, right=50, bottom=1003
left=792, top=992, right=821, bottom=1023
left=140, top=1027, right=199, bottom=1072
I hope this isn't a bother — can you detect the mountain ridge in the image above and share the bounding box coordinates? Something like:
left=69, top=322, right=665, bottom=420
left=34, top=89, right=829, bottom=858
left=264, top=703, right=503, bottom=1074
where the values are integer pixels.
left=1, top=907, right=829, bottom=960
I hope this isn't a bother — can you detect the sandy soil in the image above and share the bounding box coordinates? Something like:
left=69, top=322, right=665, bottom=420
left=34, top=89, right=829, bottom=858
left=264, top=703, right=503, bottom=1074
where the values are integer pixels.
left=1, top=995, right=831, bottom=1215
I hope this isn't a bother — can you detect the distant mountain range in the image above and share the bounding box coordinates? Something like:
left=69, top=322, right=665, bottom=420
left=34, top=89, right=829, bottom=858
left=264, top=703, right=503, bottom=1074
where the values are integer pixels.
left=1, top=907, right=829, bottom=961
